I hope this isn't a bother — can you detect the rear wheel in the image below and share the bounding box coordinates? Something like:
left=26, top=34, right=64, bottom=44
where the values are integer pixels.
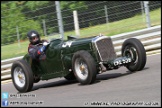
left=122, top=38, right=146, bottom=72
left=72, top=50, right=97, bottom=85
left=11, top=60, right=34, bottom=92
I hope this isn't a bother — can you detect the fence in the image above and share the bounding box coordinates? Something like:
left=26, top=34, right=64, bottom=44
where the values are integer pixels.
left=1, top=1, right=161, bottom=60
left=1, top=25, right=161, bottom=81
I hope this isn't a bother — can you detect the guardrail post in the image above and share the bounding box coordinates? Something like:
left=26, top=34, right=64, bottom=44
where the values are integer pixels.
left=55, top=1, right=64, bottom=40
left=104, top=5, right=109, bottom=24
left=140, top=1, right=145, bottom=22
left=104, top=5, right=109, bottom=29
left=73, top=10, right=80, bottom=37
left=144, top=1, right=151, bottom=28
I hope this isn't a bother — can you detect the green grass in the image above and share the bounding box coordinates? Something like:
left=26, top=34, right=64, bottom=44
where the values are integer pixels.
left=1, top=8, right=161, bottom=60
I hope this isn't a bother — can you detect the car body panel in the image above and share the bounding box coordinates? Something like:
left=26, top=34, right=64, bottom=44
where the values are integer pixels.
left=23, top=36, right=104, bottom=80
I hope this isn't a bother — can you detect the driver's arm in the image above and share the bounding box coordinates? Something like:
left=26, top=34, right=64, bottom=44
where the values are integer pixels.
left=28, top=46, right=41, bottom=60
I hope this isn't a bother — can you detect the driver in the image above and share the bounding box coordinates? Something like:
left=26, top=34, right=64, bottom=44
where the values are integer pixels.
left=27, top=30, right=49, bottom=60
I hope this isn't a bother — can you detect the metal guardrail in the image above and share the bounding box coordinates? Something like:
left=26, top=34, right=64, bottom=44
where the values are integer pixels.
left=1, top=25, right=161, bottom=81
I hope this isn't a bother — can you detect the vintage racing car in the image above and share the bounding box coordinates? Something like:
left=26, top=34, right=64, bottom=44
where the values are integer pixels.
left=11, top=34, right=146, bottom=92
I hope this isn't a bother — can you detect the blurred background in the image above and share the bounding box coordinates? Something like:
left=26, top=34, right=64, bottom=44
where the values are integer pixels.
left=1, top=1, right=161, bottom=60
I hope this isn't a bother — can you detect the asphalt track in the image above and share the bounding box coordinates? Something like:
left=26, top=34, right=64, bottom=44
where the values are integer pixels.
left=1, top=54, right=161, bottom=107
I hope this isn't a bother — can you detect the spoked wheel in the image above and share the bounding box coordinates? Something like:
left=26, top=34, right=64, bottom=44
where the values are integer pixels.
left=13, top=67, right=26, bottom=88
left=75, top=58, right=89, bottom=81
left=11, top=60, right=34, bottom=93
left=122, top=38, right=146, bottom=72
left=72, top=50, right=97, bottom=85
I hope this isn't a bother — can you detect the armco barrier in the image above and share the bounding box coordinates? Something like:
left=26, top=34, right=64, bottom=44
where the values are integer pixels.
left=1, top=25, right=161, bottom=81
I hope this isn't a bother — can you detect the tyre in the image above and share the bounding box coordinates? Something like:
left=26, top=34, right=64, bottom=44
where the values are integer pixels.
left=72, top=50, right=97, bottom=85
left=122, top=38, right=146, bottom=72
left=11, top=60, right=34, bottom=92
left=64, top=72, right=76, bottom=81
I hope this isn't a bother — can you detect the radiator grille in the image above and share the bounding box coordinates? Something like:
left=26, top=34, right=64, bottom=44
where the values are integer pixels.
left=96, top=38, right=116, bottom=61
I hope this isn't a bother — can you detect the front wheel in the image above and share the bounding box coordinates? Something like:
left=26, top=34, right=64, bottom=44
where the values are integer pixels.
left=122, top=38, right=146, bottom=72
left=72, top=50, right=97, bottom=85
left=11, top=60, right=34, bottom=92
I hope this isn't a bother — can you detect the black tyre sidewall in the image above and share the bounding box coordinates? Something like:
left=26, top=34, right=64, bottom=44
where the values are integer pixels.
left=122, top=38, right=146, bottom=72
left=72, top=50, right=97, bottom=84
left=11, top=60, right=34, bottom=92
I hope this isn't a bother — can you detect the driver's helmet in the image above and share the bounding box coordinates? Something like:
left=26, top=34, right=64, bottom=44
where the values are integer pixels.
left=27, top=30, right=40, bottom=45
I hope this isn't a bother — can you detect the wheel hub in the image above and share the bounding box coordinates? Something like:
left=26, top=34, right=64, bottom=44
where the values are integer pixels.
left=14, top=67, right=25, bottom=87
left=80, top=65, right=85, bottom=71
left=75, top=58, right=88, bottom=80
left=124, top=46, right=138, bottom=64
left=18, top=74, right=23, bottom=79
